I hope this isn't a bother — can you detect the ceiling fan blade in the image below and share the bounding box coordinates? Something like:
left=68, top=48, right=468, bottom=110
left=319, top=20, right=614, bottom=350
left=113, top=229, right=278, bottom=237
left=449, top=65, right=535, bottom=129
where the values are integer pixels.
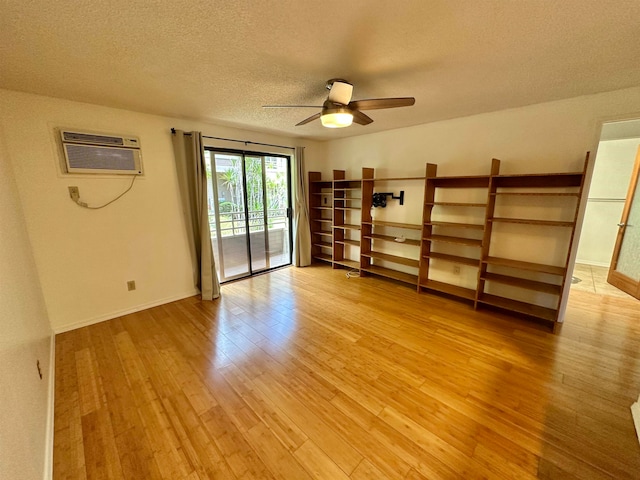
left=348, top=97, right=415, bottom=111
left=352, top=110, right=373, bottom=126
left=263, top=105, right=322, bottom=108
left=295, top=112, right=322, bottom=126
left=327, top=80, right=353, bottom=105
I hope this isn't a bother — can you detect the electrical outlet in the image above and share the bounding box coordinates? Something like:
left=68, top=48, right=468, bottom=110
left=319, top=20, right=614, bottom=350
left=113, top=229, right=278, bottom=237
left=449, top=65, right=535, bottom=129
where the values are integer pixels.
left=453, top=265, right=461, bottom=275
left=127, top=280, right=136, bottom=291
left=68, top=186, right=79, bottom=199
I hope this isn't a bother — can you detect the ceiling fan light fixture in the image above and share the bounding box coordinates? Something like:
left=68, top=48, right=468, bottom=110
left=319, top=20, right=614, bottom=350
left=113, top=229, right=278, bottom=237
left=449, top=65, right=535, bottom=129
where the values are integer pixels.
left=320, top=104, right=353, bottom=128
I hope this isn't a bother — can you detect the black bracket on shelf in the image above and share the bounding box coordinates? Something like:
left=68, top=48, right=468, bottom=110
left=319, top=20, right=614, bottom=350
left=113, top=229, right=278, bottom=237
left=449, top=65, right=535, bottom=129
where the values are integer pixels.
left=372, top=191, right=405, bottom=207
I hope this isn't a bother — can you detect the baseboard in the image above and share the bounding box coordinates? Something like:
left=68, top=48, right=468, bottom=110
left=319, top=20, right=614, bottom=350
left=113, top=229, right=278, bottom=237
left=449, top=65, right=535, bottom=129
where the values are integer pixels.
left=632, top=401, right=640, bottom=447
left=43, top=333, right=55, bottom=480
left=53, top=290, right=200, bottom=334
left=575, top=259, right=610, bottom=268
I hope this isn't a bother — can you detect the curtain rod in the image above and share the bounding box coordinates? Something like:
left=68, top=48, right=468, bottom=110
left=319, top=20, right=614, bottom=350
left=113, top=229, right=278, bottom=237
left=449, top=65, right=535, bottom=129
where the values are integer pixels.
left=171, top=128, right=296, bottom=151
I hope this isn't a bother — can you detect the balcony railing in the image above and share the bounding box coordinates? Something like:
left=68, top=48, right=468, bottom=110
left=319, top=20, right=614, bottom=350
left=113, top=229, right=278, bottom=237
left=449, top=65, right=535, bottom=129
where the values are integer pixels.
left=209, top=208, right=288, bottom=237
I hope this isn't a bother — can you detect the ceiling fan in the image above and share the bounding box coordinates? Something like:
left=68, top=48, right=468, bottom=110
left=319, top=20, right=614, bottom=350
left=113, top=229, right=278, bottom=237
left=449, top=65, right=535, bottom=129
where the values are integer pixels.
left=263, top=79, right=415, bottom=128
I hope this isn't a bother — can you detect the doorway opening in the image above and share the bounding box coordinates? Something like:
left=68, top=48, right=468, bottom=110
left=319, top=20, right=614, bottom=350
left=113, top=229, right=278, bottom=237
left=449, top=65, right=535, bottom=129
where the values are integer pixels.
left=573, top=119, right=640, bottom=300
left=204, top=149, right=293, bottom=283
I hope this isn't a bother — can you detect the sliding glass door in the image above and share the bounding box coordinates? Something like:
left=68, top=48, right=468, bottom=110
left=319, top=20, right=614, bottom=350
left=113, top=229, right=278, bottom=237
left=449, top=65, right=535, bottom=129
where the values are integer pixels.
left=204, top=149, right=292, bottom=282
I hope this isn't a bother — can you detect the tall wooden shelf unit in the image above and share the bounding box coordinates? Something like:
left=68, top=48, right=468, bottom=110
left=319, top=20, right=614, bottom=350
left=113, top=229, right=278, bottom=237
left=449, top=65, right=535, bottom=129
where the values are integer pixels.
left=361, top=176, right=424, bottom=286
left=308, top=168, right=371, bottom=270
left=419, top=159, right=500, bottom=300
left=333, top=168, right=370, bottom=270
left=308, top=172, right=333, bottom=265
left=308, top=154, right=589, bottom=331
left=476, top=154, right=590, bottom=328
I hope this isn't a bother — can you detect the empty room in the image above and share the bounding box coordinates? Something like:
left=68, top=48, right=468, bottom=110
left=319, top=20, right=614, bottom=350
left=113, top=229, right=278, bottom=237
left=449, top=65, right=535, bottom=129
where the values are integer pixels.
left=2, top=1, right=640, bottom=479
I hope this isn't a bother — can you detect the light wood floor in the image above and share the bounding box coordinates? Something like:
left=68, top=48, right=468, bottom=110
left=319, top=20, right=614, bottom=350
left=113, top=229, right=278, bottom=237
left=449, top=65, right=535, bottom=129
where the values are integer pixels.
left=53, top=264, right=640, bottom=479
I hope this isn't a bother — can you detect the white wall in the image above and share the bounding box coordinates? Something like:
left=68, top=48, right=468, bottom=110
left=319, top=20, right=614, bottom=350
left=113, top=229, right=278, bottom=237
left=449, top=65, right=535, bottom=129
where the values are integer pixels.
left=0, top=89, right=323, bottom=332
left=312, top=86, right=640, bottom=319
left=0, top=130, right=53, bottom=480
left=577, top=138, right=639, bottom=266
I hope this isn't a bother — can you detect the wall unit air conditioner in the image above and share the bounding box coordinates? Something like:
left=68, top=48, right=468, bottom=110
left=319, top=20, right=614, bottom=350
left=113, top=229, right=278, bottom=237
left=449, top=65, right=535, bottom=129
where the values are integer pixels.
left=60, top=130, right=144, bottom=175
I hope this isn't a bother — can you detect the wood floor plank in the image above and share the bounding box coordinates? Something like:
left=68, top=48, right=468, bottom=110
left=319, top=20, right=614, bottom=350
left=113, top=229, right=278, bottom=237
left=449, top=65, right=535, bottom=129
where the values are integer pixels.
left=244, top=421, right=312, bottom=480
left=53, top=265, right=640, bottom=479
left=293, top=439, right=351, bottom=479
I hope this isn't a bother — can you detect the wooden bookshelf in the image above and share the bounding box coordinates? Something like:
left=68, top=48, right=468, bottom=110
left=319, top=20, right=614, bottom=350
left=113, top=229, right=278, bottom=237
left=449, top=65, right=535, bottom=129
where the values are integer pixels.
left=333, top=171, right=365, bottom=271
left=419, top=161, right=497, bottom=301
left=476, top=153, right=590, bottom=330
left=310, top=153, right=590, bottom=332
left=308, top=172, right=333, bottom=265
left=359, top=175, right=422, bottom=285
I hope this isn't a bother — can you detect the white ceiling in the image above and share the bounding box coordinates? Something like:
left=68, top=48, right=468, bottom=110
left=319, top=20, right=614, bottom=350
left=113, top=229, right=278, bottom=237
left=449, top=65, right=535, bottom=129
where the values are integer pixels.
left=2, top=0, right=640, bottom=141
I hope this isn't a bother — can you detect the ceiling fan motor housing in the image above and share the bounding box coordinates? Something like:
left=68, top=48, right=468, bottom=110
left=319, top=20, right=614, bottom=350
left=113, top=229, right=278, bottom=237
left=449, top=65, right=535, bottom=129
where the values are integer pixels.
left=327, top=79, right=354, bottom=105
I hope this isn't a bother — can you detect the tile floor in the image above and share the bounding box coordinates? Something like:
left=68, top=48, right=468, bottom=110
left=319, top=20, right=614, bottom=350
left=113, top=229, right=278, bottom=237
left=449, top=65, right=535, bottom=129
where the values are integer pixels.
left=571, top=263, right=636, bottom=300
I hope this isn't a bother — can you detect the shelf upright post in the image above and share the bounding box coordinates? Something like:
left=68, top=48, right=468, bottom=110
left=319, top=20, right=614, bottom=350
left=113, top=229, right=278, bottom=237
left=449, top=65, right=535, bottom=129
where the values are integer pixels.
left=418, top=163, right=438, bottom=291
left=360, top=168, right=375, bottom=276
left=555, top=151, right=590, bottom=329
left=475, top=158, right=501, bottom=308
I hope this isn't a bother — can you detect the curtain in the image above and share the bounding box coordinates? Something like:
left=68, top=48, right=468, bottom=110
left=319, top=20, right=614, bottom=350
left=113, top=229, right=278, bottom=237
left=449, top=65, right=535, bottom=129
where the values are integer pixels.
left=293, top=146, right=312, bottom=266
left=171, top=130, right=220, bottom=300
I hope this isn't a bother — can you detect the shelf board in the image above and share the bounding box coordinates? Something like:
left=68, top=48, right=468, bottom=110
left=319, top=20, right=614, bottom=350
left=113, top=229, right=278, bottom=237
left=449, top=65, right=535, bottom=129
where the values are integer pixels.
left=314, top=218, right=333, bottom=223
left=335, top=207, right=361, bottom=211
left=490, top=217, right=574, bottom=227
left=483, top=256, right=565, bottom=276
left=364, top=176, right=425, bottom=181
left=311, top=206, right=332, bottom=210
left=425, top=235, right=482, bottom=247
left=336, top=239, right=360, bottom=247
left=493, top=173, right=583, bottom=189
left=313, top=253, right=333, bottom=263
left=312, top=231, right=333, bottom=237
left=477, top=293, right=556, bottom=322
left=334, top=179, right=362, bottom=183
left=334, top=197, right=362, bottom=201
left=333, top=224, right=361, bottom=230
left=365, top=221, right=422, bottom=230
left=363, top=234, right=420, bottom=246
left=425, top=252, right=479, bottom=266
left=420, top=280, right=475, bottom=300
left=363, top=251, right=420, bottom=268
left=481, top=272, right=561, bottom=295
left=333, top=188, right=362, bottom=191
left=333, top=259, right=360, bottom=269
left=492, top=192, right=580, bottom=197
left=426, top=221, right=485, bottom=230
left=429, top=176, right=490, bottom=188
left=361, top=265, right=418, bottom=285
left=313, top=241, right=332, bottom=249
left=427, top=202, right=487, bottom=207
left=311, top=192, right=333, bottom=196
left=311, top=180, right=333, bottom=186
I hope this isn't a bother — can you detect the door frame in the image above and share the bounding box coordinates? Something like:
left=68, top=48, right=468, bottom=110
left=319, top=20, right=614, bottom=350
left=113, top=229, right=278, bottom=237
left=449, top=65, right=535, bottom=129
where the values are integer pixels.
left=206, top=147, right=293, bottom=283
left=607, top=145, right=640, bottom=299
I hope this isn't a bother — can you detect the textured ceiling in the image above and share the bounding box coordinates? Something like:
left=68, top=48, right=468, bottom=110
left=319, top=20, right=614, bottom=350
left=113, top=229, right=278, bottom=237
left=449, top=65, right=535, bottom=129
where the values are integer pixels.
left=2, top=0, right=640, bottom=141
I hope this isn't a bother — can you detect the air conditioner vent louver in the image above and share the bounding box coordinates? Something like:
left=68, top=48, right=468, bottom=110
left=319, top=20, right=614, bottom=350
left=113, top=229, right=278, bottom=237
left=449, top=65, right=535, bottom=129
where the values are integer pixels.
left=59, top=129, right=143, bottom=175
left=62, top=131, right=125, bottom=146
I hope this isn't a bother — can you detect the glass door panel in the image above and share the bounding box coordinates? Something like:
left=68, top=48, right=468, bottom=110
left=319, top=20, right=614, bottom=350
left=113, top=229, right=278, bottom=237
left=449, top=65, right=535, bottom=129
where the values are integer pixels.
left=211, top=152, right=251, bottom=282
left=616, top=190, right=640, bottom=280
left=265, top=156, right=292, bottom=269
left=608, top=145, right=640, bottom=299
left=245, top=156, right=268, bottom=272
